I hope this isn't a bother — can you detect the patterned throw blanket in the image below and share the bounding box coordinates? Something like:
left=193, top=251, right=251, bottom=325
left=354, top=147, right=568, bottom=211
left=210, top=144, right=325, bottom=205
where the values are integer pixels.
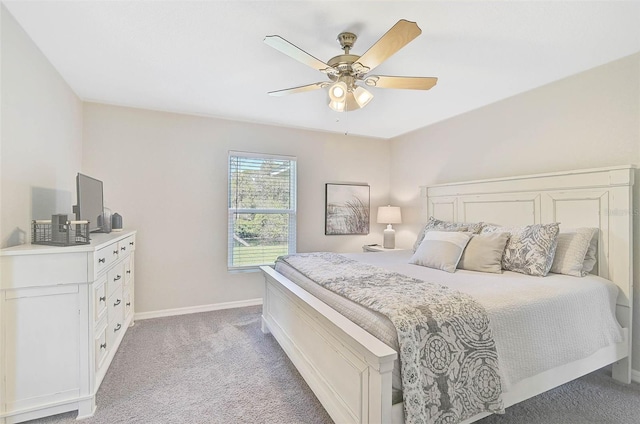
left=277, top=252, right=504, bottom=424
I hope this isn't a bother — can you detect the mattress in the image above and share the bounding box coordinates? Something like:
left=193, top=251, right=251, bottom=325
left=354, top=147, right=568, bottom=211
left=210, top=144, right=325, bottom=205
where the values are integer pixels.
left=274, top=250, right=623, bottom=396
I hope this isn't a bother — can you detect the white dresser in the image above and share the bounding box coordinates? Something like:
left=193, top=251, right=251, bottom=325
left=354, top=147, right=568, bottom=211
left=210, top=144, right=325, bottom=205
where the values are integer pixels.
left=0, top=230, right=136, bottom=423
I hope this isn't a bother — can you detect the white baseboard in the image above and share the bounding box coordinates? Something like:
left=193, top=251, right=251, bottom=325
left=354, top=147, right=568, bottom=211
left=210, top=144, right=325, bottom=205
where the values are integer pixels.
left=134, top=298, right=263, bottom=321
left=632, top=368, right=640, bottom=384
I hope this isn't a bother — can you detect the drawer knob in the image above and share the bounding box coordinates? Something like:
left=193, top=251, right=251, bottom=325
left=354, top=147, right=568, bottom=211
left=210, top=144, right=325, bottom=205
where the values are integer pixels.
left=114, top=299, right=121, bottom=306
left=114, top=275, right=121, bottom=281
left=113, top=250, right=118, bottom=255
left=121, top=246, right=126, bottom=251
left=126, top=302, right=131, bottom=306
left=129, top=241, right=134, bottom=246
left=99, top=296, right=106, bottom=302
left=114, top=323, right=122, bottom=332
left=100, top=343, right=107, bottom=350
left=126, top=270, right=131, bottom=275
left=98, top=258, right=105, bottom=264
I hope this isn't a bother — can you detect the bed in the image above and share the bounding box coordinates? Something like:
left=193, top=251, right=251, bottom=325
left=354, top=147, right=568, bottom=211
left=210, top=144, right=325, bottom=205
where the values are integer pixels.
left=260, top=166, right=634, bottom=424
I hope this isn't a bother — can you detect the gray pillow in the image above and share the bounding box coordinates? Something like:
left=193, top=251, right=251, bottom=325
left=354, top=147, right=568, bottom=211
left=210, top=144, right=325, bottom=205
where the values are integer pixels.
left=457, top=232, right=510, bottom=274
left=550, top=228, right=598, bottom=277
left=482, top=223, right=560, bottom=277
left=409, top=231, right=471, bottom=273
left=413, top=216, right=483, bottom=252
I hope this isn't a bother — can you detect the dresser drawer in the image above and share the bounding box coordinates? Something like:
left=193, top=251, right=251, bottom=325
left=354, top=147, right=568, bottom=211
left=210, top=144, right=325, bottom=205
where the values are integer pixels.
left=123, top=255, right=133, bottom=286
left=93, top=276, right=108, bottom=323
left=121, top=234, right=136, bottom=252
left=106, top=264, right=124, bottom=296
left=107, top=287, right=124, bottom=349
left=123, top=285, right=133, bottom=321
left=117, top=237, right=134, bottom=256
left=95, top=243, right=120, bottom=274
left=94, top=323, right=108, bottom=372
left=108, top=286, right=123, bottom=323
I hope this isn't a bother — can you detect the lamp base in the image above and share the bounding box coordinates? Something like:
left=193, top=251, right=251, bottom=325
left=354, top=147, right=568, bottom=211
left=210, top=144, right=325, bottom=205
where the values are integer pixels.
left=383, top=225, right=396, bottom=249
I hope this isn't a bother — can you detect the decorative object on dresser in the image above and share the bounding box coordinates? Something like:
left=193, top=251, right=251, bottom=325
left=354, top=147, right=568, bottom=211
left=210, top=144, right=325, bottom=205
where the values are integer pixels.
left=99, top=207, right=113, bottom=233
left=111, top=212, right=123, bottom=232
left=377, top=205, right=402, bottom=249
left=0, top=230, right=136, bottom=423
left=32, top=215, right=90, bottom=247
left=325, top=183, right=370, bottom=235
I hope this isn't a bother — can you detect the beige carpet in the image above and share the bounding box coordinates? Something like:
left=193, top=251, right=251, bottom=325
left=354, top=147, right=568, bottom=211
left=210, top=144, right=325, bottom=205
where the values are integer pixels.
left=26, top=306, right=640, bottom=424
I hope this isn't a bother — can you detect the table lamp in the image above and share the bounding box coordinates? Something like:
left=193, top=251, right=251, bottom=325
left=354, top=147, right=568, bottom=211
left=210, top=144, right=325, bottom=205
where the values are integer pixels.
left=377, top=205, right=402, bottom=249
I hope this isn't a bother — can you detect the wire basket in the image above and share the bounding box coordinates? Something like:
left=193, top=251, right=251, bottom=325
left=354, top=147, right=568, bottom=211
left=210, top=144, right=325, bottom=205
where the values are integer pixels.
left=32, top=219, right=91, bottom=246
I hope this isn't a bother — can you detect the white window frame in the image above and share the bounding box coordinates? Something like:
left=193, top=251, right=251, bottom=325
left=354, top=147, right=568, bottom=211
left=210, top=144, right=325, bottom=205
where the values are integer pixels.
left=227, top=151, right=297, bottom=271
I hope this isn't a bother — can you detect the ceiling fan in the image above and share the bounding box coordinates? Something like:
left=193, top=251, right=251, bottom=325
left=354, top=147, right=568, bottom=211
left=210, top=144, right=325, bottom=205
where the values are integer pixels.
left=264, top=19, right=438, bottom=112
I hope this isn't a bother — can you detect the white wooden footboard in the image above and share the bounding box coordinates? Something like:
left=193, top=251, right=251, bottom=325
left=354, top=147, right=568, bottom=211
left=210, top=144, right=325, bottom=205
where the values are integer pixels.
left=260, top=265, right=397, bottom=424
left=262, top=261, right=630, bottom=424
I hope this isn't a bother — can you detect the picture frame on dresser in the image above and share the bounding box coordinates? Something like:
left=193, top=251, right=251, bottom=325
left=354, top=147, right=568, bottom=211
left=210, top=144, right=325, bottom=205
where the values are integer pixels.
left=0, top=230, right=136, bottom=424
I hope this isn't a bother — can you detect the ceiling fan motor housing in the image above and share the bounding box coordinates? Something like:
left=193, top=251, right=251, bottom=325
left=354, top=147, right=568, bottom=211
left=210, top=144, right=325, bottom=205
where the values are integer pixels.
left=337, top=32, right=357, bottom=52
left=327, top=54, right=361, bottom=81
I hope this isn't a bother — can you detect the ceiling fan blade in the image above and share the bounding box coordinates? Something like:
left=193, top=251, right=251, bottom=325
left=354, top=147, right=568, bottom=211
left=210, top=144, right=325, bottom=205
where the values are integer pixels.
left=355, top=19, right=422, bottom=73
left=264, top=35, right=331, bottom=73
left=364, top=75, right=438, bottom=90
left=268, top=83, right=326, bottom=97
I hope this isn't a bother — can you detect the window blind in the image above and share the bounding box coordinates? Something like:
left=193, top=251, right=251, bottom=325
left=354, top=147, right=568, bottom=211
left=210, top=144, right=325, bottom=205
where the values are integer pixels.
left=228, top=151, right=297, bottom=270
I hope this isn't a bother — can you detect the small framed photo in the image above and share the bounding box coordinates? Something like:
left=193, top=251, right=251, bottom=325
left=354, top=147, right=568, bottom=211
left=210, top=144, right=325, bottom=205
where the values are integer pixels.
left=325, top=183, right=370, bottom=235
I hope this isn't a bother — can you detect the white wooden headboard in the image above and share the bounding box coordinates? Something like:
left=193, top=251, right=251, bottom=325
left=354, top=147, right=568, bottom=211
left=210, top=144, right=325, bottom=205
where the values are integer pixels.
left=423, top=165, right=634, bottom=329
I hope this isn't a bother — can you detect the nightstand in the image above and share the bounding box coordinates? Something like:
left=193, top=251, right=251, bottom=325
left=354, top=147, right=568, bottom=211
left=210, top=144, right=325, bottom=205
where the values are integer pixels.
left=362, top=244, right=405, bottom=252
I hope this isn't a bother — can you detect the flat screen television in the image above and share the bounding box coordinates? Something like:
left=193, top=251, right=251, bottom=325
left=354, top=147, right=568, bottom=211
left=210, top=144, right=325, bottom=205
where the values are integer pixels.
left=74, top=173, right=104, bottom=232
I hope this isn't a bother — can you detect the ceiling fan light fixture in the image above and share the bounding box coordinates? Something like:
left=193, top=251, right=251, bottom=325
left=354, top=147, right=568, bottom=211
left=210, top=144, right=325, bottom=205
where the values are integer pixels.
left=328, top=99, right=346, bottom=112
left=328, top=81, right=348, bottom=102
left=353, top=86, right=374, bottom=108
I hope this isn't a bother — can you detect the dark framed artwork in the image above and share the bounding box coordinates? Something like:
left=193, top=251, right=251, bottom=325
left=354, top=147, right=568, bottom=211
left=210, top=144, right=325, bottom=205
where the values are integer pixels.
left=325, top=183, right=370, bottom=235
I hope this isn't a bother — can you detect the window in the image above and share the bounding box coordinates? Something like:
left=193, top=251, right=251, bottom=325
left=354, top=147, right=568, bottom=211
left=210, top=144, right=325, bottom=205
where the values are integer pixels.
left=228, top=151, right=297, bottom=270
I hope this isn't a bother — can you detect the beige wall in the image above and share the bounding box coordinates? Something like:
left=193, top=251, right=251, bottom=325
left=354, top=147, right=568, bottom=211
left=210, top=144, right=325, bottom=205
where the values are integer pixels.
left=0, top=5, right=83, bottom=248
left=4, top=0, right=639, bottom=374
left=82, top=103, right=390, bottom=314
left=389, top=52, right=640, bottom=371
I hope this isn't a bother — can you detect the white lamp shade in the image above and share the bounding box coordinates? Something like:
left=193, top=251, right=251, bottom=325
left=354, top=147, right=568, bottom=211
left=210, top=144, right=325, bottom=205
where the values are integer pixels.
left=328, top=99, right=346, bottom=112
left=328, top=81, right=348, bottom=102
left=377, top=206, right=402, bottom=224
left=353, top=86, right=374, bottom=108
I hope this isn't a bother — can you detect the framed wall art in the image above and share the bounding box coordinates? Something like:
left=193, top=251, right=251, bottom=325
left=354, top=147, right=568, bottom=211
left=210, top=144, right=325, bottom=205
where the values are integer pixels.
left=325, top=183, right=370, bottom=235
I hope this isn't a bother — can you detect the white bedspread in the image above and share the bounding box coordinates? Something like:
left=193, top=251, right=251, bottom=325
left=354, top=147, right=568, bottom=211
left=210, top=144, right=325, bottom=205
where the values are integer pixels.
left=274, top=250, right=623, bottom=392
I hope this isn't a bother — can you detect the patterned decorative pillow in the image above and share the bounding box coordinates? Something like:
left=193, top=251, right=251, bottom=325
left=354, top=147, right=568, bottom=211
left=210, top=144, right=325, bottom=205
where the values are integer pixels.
left=550, top=228, right=598, bottom=277
left=413, top=216, right=483, bottom=252
left=410, top=231, right=472, bottom=273
left=482, top=223, right=560, bottom=276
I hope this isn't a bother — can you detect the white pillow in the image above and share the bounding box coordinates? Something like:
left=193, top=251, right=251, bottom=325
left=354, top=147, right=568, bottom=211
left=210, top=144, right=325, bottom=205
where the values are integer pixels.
left=457, top=232, right=510, bottom=274
left=550, top=228, right=598, bottom=277
left=409, top=231, right=471, bottom=273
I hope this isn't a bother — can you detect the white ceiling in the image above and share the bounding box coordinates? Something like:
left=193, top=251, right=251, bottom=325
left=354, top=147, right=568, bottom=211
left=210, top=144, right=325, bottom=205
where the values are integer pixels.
left=4, top=1, right=640, bottom=139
